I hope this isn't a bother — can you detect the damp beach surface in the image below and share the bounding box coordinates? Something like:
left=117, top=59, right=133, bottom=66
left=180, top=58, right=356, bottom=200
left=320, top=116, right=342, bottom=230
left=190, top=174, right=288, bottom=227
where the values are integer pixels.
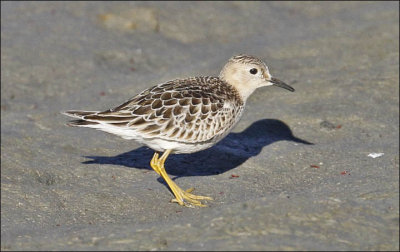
left=1, top=2, right=399, bottom=250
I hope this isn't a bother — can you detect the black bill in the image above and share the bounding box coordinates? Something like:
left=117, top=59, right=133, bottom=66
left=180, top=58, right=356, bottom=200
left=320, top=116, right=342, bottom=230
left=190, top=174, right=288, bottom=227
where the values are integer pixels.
left=270, top=77, right=295, bottom=92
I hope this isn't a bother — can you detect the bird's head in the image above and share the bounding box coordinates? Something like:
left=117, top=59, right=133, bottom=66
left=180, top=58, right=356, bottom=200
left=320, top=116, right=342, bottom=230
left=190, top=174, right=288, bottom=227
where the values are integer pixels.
left=219, top=54, right=294, bottom=100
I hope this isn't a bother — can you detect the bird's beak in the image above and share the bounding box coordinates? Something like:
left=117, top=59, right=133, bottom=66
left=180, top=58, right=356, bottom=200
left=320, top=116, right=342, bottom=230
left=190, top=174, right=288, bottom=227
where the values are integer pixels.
left=269, top=77, right=295, bottom=92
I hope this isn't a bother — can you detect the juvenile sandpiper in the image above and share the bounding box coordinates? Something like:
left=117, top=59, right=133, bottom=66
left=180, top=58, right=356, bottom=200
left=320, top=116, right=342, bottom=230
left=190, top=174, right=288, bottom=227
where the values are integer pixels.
left=63, top=54, right=295, bottom=207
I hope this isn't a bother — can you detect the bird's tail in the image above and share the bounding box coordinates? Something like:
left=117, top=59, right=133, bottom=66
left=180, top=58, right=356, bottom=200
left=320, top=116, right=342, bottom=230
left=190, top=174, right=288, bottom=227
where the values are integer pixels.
left=61, top=110, right=100, bottom=127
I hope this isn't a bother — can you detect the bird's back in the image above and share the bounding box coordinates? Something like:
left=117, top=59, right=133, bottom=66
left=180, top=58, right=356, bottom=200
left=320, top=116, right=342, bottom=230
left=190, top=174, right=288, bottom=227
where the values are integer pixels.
left=64, top=77, right=245, bottom=147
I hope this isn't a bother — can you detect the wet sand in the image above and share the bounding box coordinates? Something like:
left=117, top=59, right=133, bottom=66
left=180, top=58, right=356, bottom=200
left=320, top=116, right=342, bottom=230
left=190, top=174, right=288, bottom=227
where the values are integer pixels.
left=1, top=2, right=399, bottom=250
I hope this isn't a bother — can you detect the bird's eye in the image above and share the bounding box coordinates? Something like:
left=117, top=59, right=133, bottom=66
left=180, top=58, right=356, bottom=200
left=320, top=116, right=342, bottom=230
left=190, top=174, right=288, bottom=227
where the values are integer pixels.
left=250, top=68, right=258, bottom=75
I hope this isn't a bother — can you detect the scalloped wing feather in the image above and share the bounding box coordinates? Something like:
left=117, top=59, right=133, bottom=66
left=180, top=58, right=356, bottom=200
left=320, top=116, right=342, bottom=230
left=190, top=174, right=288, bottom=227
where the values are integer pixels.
left=64, top=77, right=244, bottom=143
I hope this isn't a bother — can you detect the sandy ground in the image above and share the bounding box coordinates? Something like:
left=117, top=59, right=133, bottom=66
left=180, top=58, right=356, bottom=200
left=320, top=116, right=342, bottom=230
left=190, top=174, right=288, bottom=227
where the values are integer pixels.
left=1, top=1, right=399, bottom=250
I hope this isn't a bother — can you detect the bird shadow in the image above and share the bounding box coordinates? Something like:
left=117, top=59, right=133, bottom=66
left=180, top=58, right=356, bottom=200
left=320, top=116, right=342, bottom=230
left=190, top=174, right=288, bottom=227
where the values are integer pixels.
left=82, top=119, right=313, bottom=178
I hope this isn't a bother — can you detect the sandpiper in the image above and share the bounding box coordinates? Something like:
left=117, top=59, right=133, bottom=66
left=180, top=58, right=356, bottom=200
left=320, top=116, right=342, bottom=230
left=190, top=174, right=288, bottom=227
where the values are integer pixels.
left=63, top=54, right=295, bottom=207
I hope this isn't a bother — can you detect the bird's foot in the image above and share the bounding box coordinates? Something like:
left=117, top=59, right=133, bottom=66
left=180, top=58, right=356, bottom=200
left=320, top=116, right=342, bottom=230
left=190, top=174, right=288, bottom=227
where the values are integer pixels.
left=170, top=187, right=213, bottom=207
left=150, top=151, right=213, bottom=207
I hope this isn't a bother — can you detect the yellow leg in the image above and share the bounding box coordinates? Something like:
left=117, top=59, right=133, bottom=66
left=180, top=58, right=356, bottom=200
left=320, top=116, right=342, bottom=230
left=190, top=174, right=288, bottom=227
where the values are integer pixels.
left=150, top=152, right=161, bottom=175
left=150, top=150, right=213, bottom=207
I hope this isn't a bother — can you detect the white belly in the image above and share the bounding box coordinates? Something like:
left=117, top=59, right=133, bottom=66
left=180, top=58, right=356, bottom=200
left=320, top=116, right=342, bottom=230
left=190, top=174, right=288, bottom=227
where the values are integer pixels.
left=139, top=137, right=216, bottom=154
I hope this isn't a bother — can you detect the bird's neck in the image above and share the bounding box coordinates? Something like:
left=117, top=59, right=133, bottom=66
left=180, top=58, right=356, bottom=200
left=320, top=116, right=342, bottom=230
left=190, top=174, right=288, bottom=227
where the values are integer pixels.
left=220, top=77, right=256, bottom=102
